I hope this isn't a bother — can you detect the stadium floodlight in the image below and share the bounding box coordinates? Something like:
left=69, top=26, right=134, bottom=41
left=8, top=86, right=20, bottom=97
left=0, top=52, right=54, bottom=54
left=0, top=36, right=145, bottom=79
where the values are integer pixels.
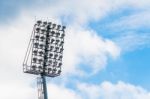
left=23, top=20, right=66, bottom=99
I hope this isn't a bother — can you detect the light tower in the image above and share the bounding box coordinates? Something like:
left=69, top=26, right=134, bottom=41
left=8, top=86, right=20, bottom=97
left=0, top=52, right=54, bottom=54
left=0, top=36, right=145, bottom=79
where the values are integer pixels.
left=23, top=20, right=66, bottom=99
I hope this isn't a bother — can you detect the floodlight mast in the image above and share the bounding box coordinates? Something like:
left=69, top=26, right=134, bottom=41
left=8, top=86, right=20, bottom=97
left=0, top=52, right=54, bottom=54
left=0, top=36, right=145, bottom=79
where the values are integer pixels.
left=23, top=20, right=66, bottom=99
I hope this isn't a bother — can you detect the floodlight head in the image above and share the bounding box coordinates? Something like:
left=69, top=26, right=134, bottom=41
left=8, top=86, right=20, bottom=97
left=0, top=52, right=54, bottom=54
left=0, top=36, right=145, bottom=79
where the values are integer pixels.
left=53, top=61, right=57, bottom=66
left=49, top=53, right=53, bottom=58
left=60, top=41, right=64, bottom=46
left=48, top=68, right=52, bottom=72
left=50, top=46, right=54, bottom=51
left=41, top=29, right=46, bottom=34
left=33, top=50, right=38, bottom=55
left=38, top=66, right=43, bottom=72
left=23, top=20, right=66, bottom=77
left=52, top=68, right=57, bottom=73
left=39, top=44, right=44, bottom=49
left=54, top=54, right=58, bottom=59
left=61, top=33, right=65, bottom=38
left=35, top=35, right=40, bottom=40
left=55, top=39, right=60, bottom=45
left=39, top=51, right=44, bottom=56
left=55, top=47, right=59, bottom=52
left=60, top=48, right=64, bottom=53
left=47, top=23, right=52, bottom=29
left=56, top=32, right=60, bottom=37
left=34, top=42, right=39, bottom=48
left=51, top=38, right=55, bottom=43
left=58, top=63, right=62, bottom=67
left=58, top=55, right=63, bottom=60
left=52, top=24, right=56, bottom=28
left=48, top=22, right=52, bottom=25
left=62, top=26, right=66, bottom=31
left=49, top=60, right=52, bottom=64
left=58, top=70, right=61, bottom=74
left=57, top=25, right=61, bottom=30
left=36, top=27, right=40, bottom=32
left=38, top=58, right=43, bottom=64
left=33, top=57, right=37, bottom=63
left=31, top=65, right=36, bottom=71
left=40, top=36, right=45, bottom=41
left=37, top=20, right=42, bottom=26
left=51, top=31, right=55, bottom=36
left=43, top=21, right=47, bottom=26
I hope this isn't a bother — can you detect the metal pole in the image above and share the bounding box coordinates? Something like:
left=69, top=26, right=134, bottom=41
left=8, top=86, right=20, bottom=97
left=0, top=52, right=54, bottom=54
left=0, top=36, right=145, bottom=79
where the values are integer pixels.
left=41, top=75, right=48, bottom=99
left=40, top=22, right=50, bottom=99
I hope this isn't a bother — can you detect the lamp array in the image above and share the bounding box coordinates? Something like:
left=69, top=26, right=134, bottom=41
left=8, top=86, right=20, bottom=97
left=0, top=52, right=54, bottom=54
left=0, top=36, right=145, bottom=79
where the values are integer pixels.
left=24, top=20, right=65, bottom=77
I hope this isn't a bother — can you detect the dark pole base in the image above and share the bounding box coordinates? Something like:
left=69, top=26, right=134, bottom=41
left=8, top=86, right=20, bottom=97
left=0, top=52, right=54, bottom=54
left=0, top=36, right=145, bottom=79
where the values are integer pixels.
left=41, top=75, right=48, bottom=99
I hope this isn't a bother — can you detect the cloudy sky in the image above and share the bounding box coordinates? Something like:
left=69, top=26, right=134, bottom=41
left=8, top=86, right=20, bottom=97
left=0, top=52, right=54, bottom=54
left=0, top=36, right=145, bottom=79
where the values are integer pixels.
left=0, top=0, right=150, bottom=99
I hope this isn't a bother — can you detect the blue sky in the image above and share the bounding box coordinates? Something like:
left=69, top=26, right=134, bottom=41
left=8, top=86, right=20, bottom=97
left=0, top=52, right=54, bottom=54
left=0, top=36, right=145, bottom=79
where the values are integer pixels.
left=89, top=6, right=150, bottom=89
left=0, top=0, right=150, bottom=99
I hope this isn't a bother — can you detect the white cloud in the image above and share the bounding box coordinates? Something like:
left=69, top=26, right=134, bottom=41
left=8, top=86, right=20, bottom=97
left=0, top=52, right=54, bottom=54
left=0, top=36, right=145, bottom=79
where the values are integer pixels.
left=47, top=83, right=81, bottom=99
left=0, top=82, right=36, bottom=99
left=105, top=10, right=150, bottom=52
left=77, top=81, right=150, bottom=99
left=63, top=26, right=120, bottom=76
left=107, top=11, right=150, bottom=32
left=115, top=32, right=150, bottom=52
left=0, top=14, right=37, bottom=99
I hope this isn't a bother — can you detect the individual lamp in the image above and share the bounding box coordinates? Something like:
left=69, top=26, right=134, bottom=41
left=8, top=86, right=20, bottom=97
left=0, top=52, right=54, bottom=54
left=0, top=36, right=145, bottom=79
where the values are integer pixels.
left=52, top=24, right=56, bottom=29
left=49, top=53, right=53, bottom=58
left=33, top=57, right=37, bottom=63
left=58, top=55, right=63, bottom=60
left=31, top=65, right=37, bottom=71
left=34, top=42, right=39, bottom=48
left=62, top=26, right=66, bottom=31
left=55, top=39, right=60, bottom=45
left=57, top=25, right=61, bottom=30
left=52, top=68, right=57, bottom=74
left=36, top=27, right=40, bottom=33
left=43, top=21, right=47, bottom=26
left=40, top=36, right=45, bottom=41
left=58, top=63, right=62, bottom=67
left=50, top=38, right=55, bottom=43
left=39, top=51, right=44, bottom=56
left=61, top=33, right=65, bottom=38
left=33, top=50, right=38, bottom=55
left=60, top=48, right=64, bottom=53
left=51, top=31, right=55, bottom=36
left=60, top=41, right=64, bottom=46
left=53, top=61, right=57, bottom=66
left=39, top=44, right=44, bottom=49
left=37, top=20, right=42, bottom=26
left=38, top=58, right=43, bottom=64
left=54, top=54, right=58, bottom=59
left=57, top=70, right=61, bottom=74
left=50, top=46, right=54, bottom=51
left=56, top=32, right=60, bottom=37
left=35, top=35, right=40, bottom=40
